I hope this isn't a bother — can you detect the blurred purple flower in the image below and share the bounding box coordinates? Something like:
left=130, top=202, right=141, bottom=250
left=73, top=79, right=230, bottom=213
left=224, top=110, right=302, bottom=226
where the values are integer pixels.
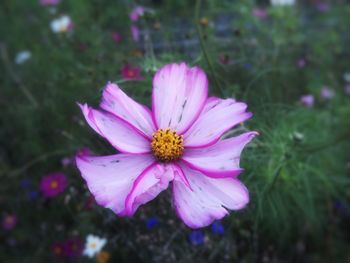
left=121, top=64, right=143, bottom=80
left=243, top=63, right=253, bottom=70
left=40, top=172, right=68, bottom=198
left=297, top=58, right=306, bottom=68
left=211, top=221, right=225, bottom=235
left=299, top=94, right=314, bottom=108
left=20, top=178, right=32, bottom=189
left=252, top=8, right=267, bottom=19
left=2, top=214, right=17, bottom=230
left=189, top=231, right=205, bottom=245
left=146, top=217, right=159, bottom=230
left=320, top=86, right=334, bottom=100
left=131, top=25, right=140, bottom=42
left=63, top=238, right=84, bottom=258
left=39, top=0, right=60, bottom=6
left=317, top=3, right=330, bottom=12
left=129, top=6, right=145, bottom=22
left=111, top=32, right=122, bottom=44
left=61, top=157, right=73, bottom=167
left=27, top=190, right=39, bottom=200
left=345, top=84, right=350, bottom=95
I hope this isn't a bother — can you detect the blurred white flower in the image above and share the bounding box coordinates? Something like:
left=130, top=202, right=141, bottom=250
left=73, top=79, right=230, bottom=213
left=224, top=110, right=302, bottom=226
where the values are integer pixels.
left=83, top=234, right=106, bottom=258
left=15, top=50, right=31, bottom=64
left=50, top=15, right=73, bottom=33
left=344, top=72, right=350, bottom=83
left=270, top=0, right=295, bottom=6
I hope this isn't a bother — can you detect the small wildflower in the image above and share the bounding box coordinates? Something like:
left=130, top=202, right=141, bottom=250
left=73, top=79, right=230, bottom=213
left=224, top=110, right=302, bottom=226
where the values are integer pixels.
left=189, top=231, right=205, bottom=245
left=200, top=17, right=209, bottom=27
left=317, top=3, right=330, bottom=12
left=320, top=86, right=334, bottom=100
left=218, top=54, right=230, bottom=65
left=111, top=32, right=122, bottom=44
left=146, top=217, right=159, bottom=230
left=297, top=58, right=306, bottom=68
left=211, top=221, right=225, bottom=235
left=51, top=15, right=73, bottom=33
left=61, top=157, right=73, bottom=167
left=252, top=8, right=267, bottom=19
left=40, top=172, right=68, bottom=198
left=299, top=94, right=314, bottom=108
left=39, top=0, right=60, bottom=5
left=83, top=235, right=107, bottom=258
left=63, top=238, right=84, bottom=258
left=129, top=6, right=145, bottom=22
left=121, top=64, right=143, bottom=80
left=345, top=84, right=350, bottom=95
left=131, top=25, right=140, bottom=42
left=52, top=241, right=65, bottom=258
left=2, top=214, right=17, bottom=230
left=15, top=50, right=31, bottom=64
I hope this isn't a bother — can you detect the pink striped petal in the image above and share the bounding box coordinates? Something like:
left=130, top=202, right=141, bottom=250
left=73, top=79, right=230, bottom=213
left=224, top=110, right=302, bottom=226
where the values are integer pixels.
left=100, top=82, right=156, bottom=138
left=152, top=63, right=208, bottom=134
left=124, top=163, right=173, bottom=216
left=173, top=164, right=249, bottom=228
left=182, top=132, right=258, bottom=178
left=79, top=103, right=151, bottom=154
left=184, top=97, right=253, bottom=148
left=75, top=153, right=154, bottom=214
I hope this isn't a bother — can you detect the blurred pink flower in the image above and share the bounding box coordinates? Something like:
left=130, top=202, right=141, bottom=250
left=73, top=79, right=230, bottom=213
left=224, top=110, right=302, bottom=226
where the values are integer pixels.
left=2, top=214, right=17, bottom=230
left=299, top=94, right=314, bottom=107
left=111, top=32, right=122, bottom=44
left=52, top=238, right=83, bottom=258
left=345, top=84, right=350, bottom=95
left=39, top=0, right=60, bottom=6
left=40, top=172, right=68, bottom=198
left=121, top=64, right=143, bottom=80
left=252, top=8, right=267, bottom=19
left=320, top=86, right=334, bottom=100
left=131, top=25, right=140, bottom=42
left=129, top=6, right=145, bottom=22
left=76, top=63, right=257, bottom=228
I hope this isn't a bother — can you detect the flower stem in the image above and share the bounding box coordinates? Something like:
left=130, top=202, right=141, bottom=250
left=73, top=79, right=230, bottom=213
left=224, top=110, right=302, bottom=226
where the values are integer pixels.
left=194, top=0, right=223, bottom=95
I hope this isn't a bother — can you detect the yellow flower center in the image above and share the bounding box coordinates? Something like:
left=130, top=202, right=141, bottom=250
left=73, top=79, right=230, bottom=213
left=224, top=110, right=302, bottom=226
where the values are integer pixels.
left=151, top=128, right=184, bottom=162
left=50, top=180, right=58, bottom=189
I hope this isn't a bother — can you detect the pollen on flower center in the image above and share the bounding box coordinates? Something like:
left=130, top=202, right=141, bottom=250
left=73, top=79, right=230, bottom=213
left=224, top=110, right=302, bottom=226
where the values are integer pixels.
left=151, top=128, right=184, bottom=162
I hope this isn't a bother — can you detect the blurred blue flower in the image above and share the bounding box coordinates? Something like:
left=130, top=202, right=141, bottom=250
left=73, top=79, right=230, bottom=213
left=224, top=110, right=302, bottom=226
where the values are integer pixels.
left=146, top=217, right=159, bottom=230
left=20, top=179, right=32, bottom=189
left=243, top=63, right=253, bottom=70
left=27, top=190, right=39, bottom=200
left=211, top=221, right=225, bottom=235
left=188, top=231, right=204, bottom=245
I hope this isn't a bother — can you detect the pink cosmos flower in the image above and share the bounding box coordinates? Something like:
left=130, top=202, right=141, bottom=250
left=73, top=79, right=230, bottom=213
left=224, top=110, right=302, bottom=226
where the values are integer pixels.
left=131, top=25, right=140, bottom=42
left=40, top=0, right=60, bottom=6
left=111, top=32, right=122, bottom=44
left=252, top=8, right=268, bottom=19
left=299, top=94, right=314, bottom=108
left=121, top=64, right=143, bottom=80
left=2, top=214, right=17, bottom=230
left=129, top=6, right=145, bottom=22
left=40, top=172, right=68, bottom=198
left=320, top=86, right=334, bottom=100
left=76, top=63, right=257, bottom=228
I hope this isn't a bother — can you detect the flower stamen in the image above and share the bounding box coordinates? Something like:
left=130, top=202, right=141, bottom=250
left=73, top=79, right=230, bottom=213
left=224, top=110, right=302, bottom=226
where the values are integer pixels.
left=151, top=128, right=184, bottom=162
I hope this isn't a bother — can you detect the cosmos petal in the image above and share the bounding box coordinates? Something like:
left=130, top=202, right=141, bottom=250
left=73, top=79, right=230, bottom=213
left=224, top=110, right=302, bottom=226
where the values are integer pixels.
left=184, top=97, right=253, bottom=148
left=100, top=82, right=156, bottom=138
left=173, top=164, right=249, bottom=228
left=152, top=63, right=208, bottom=134
left=79, top=103, right=151, bottom=154
left=76, top=153, right=154, bottom=214
left=182, top=132, right=258, bottom=178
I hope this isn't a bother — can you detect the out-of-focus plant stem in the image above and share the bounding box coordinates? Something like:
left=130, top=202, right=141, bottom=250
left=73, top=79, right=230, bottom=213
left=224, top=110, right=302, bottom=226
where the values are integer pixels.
left=194, top=0, right=223, bottom=95
left=0, top=43, right=39, bottom=108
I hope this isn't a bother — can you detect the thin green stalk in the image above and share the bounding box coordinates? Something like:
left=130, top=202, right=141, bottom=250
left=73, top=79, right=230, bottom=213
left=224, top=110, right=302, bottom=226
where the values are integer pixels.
left=194, top=0, right=223, bottom=95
